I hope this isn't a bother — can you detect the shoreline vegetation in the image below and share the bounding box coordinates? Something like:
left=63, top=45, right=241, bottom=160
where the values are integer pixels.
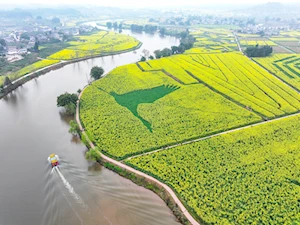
left=0, top=42, right=142, bottom=99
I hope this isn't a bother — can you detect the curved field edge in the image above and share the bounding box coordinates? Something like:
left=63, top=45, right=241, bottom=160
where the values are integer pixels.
left=75, top=93, right=200, bottom=225
left=79, top=52, right=300, bottom=160
left=126, top=114, right=300, bottom=224
left=0, top=42, right=142, bottom=99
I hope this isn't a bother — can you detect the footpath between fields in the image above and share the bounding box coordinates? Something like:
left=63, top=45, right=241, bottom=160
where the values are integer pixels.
left=125, top=111, right=300, bottom=161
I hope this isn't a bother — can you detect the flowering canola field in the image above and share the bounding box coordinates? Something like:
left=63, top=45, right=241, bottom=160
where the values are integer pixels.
left=80, top=52, right=300, bottom=159
left=127, top=114, right=300, bottom=224
left=0, top=59, right=60, bottom=86
left=254, top=54, right=300, bottom=91
left=47, top=31, right=140, bottom=60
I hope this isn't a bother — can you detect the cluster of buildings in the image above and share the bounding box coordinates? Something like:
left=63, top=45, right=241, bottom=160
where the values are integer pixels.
left=0, top=24, right=95, bottom=63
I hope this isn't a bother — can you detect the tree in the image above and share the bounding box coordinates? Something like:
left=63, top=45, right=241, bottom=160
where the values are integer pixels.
left=159, top=27, right=166, bottom=36
left=258, top=31, right=265, bottom=37
left=0, top=58, right=7, bottom=67
left=130, top=24, right=143, bottom=32
left=57, top=92, right=78, bottom=107
left=33, top=40, right=39, bottom=52
left=245, top=45, right=273, bottom=57
left=86, top=147, right=101, bottom=162
left=171, top=46, right=179, bottom=54
left=113, top=22, right=118, bottom=30
left=154, top=50, right=162, bottom=59
left=149, top=55, right=154, bottom=60
left=161, top=48, right=172, bottom=57
left=0, top=39, right=6, bottom=47
left=69, top=120, right=80, bottom=135
left=90, top=66, right=104, bottom=80
left=106, top=22, right=112, bottom=29
left=4, top=77, right=12, bottom=87
left=140, top=56, right=146, bottom=62
left=57, top=92, right=78, bottom=115
left=65, top=103, right=76, bottom=115
left=21, top=33, right=30, bottom=40
left=52, top=17, right=60, bottom=24
left=142, top=49, right=150, bottom=59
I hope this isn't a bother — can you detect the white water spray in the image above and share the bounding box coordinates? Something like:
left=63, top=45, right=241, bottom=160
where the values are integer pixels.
left=54, top=167, right=88, bottom=210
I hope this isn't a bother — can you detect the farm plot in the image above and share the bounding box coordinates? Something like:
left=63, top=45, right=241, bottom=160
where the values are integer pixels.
left=81, top=52, right=300, bottom=159
left=169, top=52, right=300, bottom=118
left=240, top=40, right=277, bottom=46
left=275, top=42, right=300, bottom=53
left=47, top=31, right=140, bottom=60
left=254, top=54, right=300, bottom=91
left=80, top=62, right=261, bottom=159
left=0, top=59, right=60, bottom=86
left=187, top=29, right=238, bottom=54
left=127, top=114, right=300, bottom=224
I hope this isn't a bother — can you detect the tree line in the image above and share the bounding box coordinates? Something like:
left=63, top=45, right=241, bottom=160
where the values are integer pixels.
left=245, top=45, right=273, bottom=57
left=153, top=32, right=196, bottom=59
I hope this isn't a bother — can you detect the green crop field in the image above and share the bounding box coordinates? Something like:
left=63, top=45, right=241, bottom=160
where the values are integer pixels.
left=80, top=52, right=300, bottom=159
left=127, top=114, right=300, bottom=224
left=47, top=31, right=140, bottom=60
left=254, top=54, right=300, bottom=91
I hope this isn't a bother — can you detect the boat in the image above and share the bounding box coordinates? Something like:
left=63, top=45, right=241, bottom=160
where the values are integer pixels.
left=48, top=154, right=59, bottom=168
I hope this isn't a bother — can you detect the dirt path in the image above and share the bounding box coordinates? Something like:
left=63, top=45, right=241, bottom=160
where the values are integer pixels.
left=250, top=58, right=300, bottom=94
left=126, top=111, right=300, bottom=161
left=267, top=38, right=296, bottom=54
left=76, top=87, right=200, bottom=225
left=233, top=32, right=243, bottom=53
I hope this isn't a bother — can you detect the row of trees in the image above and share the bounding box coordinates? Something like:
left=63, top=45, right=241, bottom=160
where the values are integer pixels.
left=56, top=66, right=104, bottom=163
left=154, top=34, right=196, bottom=59
left=130, top=24, right=158, bottom=33
left=245, top=45, right=273, bottom=57
left=106, top=22, right=123, bottom=32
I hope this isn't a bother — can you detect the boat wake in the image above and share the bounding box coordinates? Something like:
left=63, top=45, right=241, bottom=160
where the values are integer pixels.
left=53, top=167, right=88, bottom=210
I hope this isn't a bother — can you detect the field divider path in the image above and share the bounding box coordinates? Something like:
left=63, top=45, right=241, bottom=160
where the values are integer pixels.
left=136, top=62, right=185, bottom=84
left=250, top=58, right=300, bottom=94
left=125, top=110, right=300, bottom=161
left=233, top=32, right=243, bottom=53
left=267, top=37, right=296, bottom=54
left=76, top=87, right=200, bottom=225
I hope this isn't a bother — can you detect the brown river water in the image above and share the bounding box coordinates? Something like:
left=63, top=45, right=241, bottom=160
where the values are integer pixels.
left=0, top=23, right=181, bottom=225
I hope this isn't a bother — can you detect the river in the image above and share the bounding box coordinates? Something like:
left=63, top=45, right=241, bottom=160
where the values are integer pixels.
left=0, top=23, right=180, bottom=225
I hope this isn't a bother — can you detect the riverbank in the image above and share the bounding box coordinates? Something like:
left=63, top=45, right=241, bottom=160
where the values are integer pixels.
left=0, top=42, right=142, bottom=100
left=76, top=84, right=200, bottom=225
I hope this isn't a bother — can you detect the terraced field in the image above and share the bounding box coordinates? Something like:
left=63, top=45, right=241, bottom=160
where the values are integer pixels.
left=254, top=54, right=300, bottom=91
left=48, top=31, right=140, bottom=60
left=80, top=52, right=300, bottom=160
left=127, top=114, right=300, bottom=224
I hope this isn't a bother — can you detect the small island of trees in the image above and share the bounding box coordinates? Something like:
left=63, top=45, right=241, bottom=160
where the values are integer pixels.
left=245, top=45, right=273, bottom=57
